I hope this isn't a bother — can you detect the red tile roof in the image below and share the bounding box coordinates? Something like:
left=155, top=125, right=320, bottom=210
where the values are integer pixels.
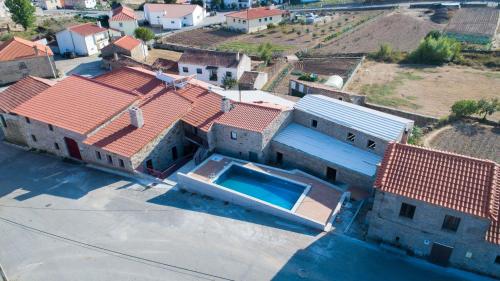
left=0, top=37, right=53, bottom=61
left=110, top=6, right=137, bottom=21
left=144, top=3, right=198, bottom=18
left=181, top=91, right=224, bottom=132
left=226, top=7, right=285, bottom=20
left=12, top=76, right=139, bottom=135
left=0, top=76, right=55, bottom=113
left=375, top=143, right=500, bottom=243
left=214, top=102, right=282, bottom=132
left=113, top=35, right=141, bottom=51
left=84, top=88, right=192, bottom=157
left=94, top=67, right=164, bottom=95
left=68, top=23, right=107, bottom=36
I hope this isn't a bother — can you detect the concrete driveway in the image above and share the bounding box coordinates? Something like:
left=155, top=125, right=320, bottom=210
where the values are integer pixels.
left=0, top=142, right=494, bottom=281
left=55, top=54, right=106, bottom=78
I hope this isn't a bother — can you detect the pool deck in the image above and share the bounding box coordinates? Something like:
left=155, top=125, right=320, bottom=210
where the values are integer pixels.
left=188, top=156, right=346, bottom=228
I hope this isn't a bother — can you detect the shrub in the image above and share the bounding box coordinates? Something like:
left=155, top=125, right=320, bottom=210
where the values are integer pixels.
left=407, top=126, right=423, bottom=145
left=476, top=98, right=499, bottom=120
left=425, top=30, right=442, bottom=40
left=134, top=27, right=154, bottom=42
left=298, top=72, right=318, bottom=82
left=451, top=100, right=478, bottom=118
left=222, top=75, right=237, bottom=89
left=369, top=44, right=403, bottom=63
left=267, top=23, right=276, bottom=29
left=408, top=35, right=461, bottom=65
left=257, top=42, right=273, bottom=65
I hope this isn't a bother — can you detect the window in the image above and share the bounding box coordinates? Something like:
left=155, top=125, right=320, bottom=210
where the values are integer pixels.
left=259, top=18, right=262, bottom=22
left=270, top=17, right=273, bottom=20
left=171, top=21, right=175, bottom=24
left=107, top=155, right=113, bottom=165
left=96, top=151, right=102, bottom=160
left=48, top=124, right=54, bottom=131
left=171, top=146, right=178, bottom=161
left=233, top=19, right=235, bottom=22
left=495, top=256, right=500, bottom=264
left=326, top=167, right=337, bottom=182
left=31, top=134, right=37, bottom=142
left=264, top=17, right=268, bottom=21
left=311, top=119, right=318, bottom=128
left=226, top=71, right=232, bottom=78
left=442, top=215, right=461, bottom=232
left=399, top=203, right=416, bottom=219
left=119, top=159, right=125, bottom=168
left=0, top=115, right=6, bottom=127
left=54, top=142, right=60, bottom=150
left=25, top=117, right=31, bottom=124
left=182, top=67, right=188, bottom=73
left=276, top=152, right=283, bottom=164
left=347, top=132, right=355, bottom=142
left=196, top=68, right=202, bottom=74
left=230, top=131, right=237, bottom=140
left=242, top=20, right=246, bottom=23
left=367, top=140, right=376, bottom=150
left=119, top=22, right=123, bottom=27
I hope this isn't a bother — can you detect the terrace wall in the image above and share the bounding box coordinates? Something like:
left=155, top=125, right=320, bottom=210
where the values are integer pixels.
left=368, top=191, right=500, bottom=278
left=0, top=56, right=56, bottom=85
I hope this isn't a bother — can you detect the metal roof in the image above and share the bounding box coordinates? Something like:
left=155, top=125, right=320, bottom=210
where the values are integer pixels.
left=273, top=123, right=381, bottom=176
left=295, top=95, right=414, bottom=142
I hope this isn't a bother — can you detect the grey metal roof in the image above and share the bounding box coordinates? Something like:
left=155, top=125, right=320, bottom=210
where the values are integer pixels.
left=295, top=95, right=414, bottom=142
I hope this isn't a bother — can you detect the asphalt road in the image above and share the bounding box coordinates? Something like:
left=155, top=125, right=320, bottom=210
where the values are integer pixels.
left=0, top=141, right=494, bottom=281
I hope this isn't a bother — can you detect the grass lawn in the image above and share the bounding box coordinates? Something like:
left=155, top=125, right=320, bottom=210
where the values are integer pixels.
left=216, top=41, right=292, bottom=55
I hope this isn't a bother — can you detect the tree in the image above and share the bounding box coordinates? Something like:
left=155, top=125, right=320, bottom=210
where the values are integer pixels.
left=222, top=75, right=237, bottom=89
left=408, top=35, right=461, bottom=65
left=476, top=98, right=499, bottom=120
left=257, top=43, right=273, bottom=65
left=163, top=0, right=177, bottom=3
left=211, top=0, right=221, bottom=8
left=451, top=100, right=478, bottom=118
left=5, top=0, right=36, bottom=31
left=425, top=30, right=442, bottom=40
left=407, top=126, right=423, bottom=145
left=134, top=27, right=154, bottom=42
left=190, top=0, right=204, bottom=7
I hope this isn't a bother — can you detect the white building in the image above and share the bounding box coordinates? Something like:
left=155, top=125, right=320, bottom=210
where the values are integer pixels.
left=144, top=4, right=204, bottom=30
left=178, top=49, right=251, bottom=86
left=38, top=0, right=62, bottom=10
left=109, top=5, right=139, bottom=36
left=56, top=23, right=110, bottom=56
left=63, top=0, right=96, bottom=9
left=225, top=6, right=286, bottom=33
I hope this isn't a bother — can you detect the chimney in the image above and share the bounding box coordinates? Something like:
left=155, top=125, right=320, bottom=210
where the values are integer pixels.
left=97, top=21, right=102, bottom=28
left=221, top=97, right=231, bottom=113
left=129, top=106, right=144, bottom=128
left=33, top=45, right=39, bottom=56
left=236, top=52, right=240, bottom=61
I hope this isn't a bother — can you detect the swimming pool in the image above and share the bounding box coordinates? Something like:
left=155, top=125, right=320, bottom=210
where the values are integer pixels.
left=213, top=164, right=308, bottom=210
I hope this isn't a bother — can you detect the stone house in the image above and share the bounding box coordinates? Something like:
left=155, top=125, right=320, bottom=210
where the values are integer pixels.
left=38, top=0, right=62, bottom=10
left=144, top=4, right=204, bottom=30
left=56, top=23, right=111, bottom=56
left=63, top=0, right=96, bottom=9
left=225, top=7, right=286, bottom=33
left=178, top=49, right=251, bottom=86
left=368, top=143, right=500, bottom=278
left=0, top=76, right=55, bottom=145
left=0, top=37, right=57, bottom=85
left=101, top=35, right=148, bottom=63
left=270, top=94, right=414, bottom=190
left=238, top=71, right=268, bottom=90
left=109, top=5, right=139, bottom=36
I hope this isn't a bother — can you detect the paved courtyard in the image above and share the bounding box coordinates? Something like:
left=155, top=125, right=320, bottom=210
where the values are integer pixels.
left=0, top=141, right=494, bottom=281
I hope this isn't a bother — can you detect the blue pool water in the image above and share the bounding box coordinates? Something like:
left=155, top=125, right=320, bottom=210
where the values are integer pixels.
left=214, top=165, right=306, bottom=210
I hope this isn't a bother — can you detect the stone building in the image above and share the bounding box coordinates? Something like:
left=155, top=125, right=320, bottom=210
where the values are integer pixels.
left=0, top=37, right=57, bottom=85
left=109, top=5, right=139, bottom=36
left=368, top=143, right=500, bottom=278
left=270, top=94, right=414, bottom=190
left=101, top=35, right=148, bottom=64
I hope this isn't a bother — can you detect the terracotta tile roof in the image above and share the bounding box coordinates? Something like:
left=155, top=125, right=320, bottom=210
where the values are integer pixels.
left=239, top=71, right=259, bottom=85
left=0, top=37, right=53, bottom=61
left=214, top=102, right=282, bottom=132
left=181, top=91, right=224, bottom=132
left=0, top=76, right=55, bottom=113
left=84, top=88, right=192, bottom=157
left=226, top=7, right=285, bottom=20
left=12, top=76, right=139, bottom=135
left=113, top=35, right=141, bottom=51
left=110, top=5, right=137, bottom=21
left=179, top=49, right=242, bottom=68
left=376, top=143, right=500, bottom=242
left=68, top=23, right=107, bottom=36
left=145, top=4, right=198, bottom=18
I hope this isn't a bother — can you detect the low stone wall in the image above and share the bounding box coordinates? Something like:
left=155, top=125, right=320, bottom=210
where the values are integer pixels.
left=289, top=79, right=366, bottom=105
left=364, top=103, right=438, bottom=127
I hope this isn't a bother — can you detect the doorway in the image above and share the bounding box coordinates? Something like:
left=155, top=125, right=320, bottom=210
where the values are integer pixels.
left=326, top=167, right=337, bottom=182
left=146, top=159, right=154, bottom=170
left=276, top=152, right=283, bottom=165
left=172, top=146, right=178, bottom=161
left=429, top=243, right=453, bottom=266
left=64, top=137, right=82, bottom=160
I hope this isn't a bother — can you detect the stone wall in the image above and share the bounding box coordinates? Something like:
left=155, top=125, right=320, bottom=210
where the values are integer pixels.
left=367, top=191, right=500, bottom=278
left=269, top=141, right=376, bottom=190
left=213, top=123, right=264, bottom=162
left=293, top=109, right=389, bottom=156
left=289, top=79, right=366, bottom=105
left=0, top=113, right=28, bottom=146
left=365, top=103, right=438, bottom=127
left=0, top=56, right=57, bottom=85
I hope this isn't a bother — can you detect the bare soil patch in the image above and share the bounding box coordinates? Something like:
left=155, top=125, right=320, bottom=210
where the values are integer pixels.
left=425, top=121, right=499, bottom=163
left=161, top=27, right=240, bottom=49
left=313, top=9, right=445, bottom=54
left=347, top=61, right=500, bottom=121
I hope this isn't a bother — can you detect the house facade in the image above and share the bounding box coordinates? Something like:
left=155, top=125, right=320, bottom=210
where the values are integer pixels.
left=178, top=49, right=251, bottom=86
left=56, top=23, right=110, bottom=56
left=368, top=143, right=500, bottom=278
left=109, top=5, right=139, bottom=36
left=63, top=0, right=96, bottom=9
left=144, top=4, right=204, bottom=30
left=101, top=35, right=148, bottom=63
left=39, top=0, right=62, bottom=10
left=225, top=7, right=286, bottom=33
left=0, top=37, right=57, bottom=85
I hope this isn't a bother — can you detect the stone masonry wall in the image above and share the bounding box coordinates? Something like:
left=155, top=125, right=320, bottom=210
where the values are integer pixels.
left=0, top=56, right=56, bottom=85
left=367, top=191, right=500, bottom=278
left=0, top=113, right=28, bottom=146
left=213, top=123, right=263, bottom=162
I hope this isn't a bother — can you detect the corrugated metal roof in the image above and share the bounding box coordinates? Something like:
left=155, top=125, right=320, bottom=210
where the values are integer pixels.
left=273, top=123, right=381, bottom=176
left=295, top=95, right=413, bottom=142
